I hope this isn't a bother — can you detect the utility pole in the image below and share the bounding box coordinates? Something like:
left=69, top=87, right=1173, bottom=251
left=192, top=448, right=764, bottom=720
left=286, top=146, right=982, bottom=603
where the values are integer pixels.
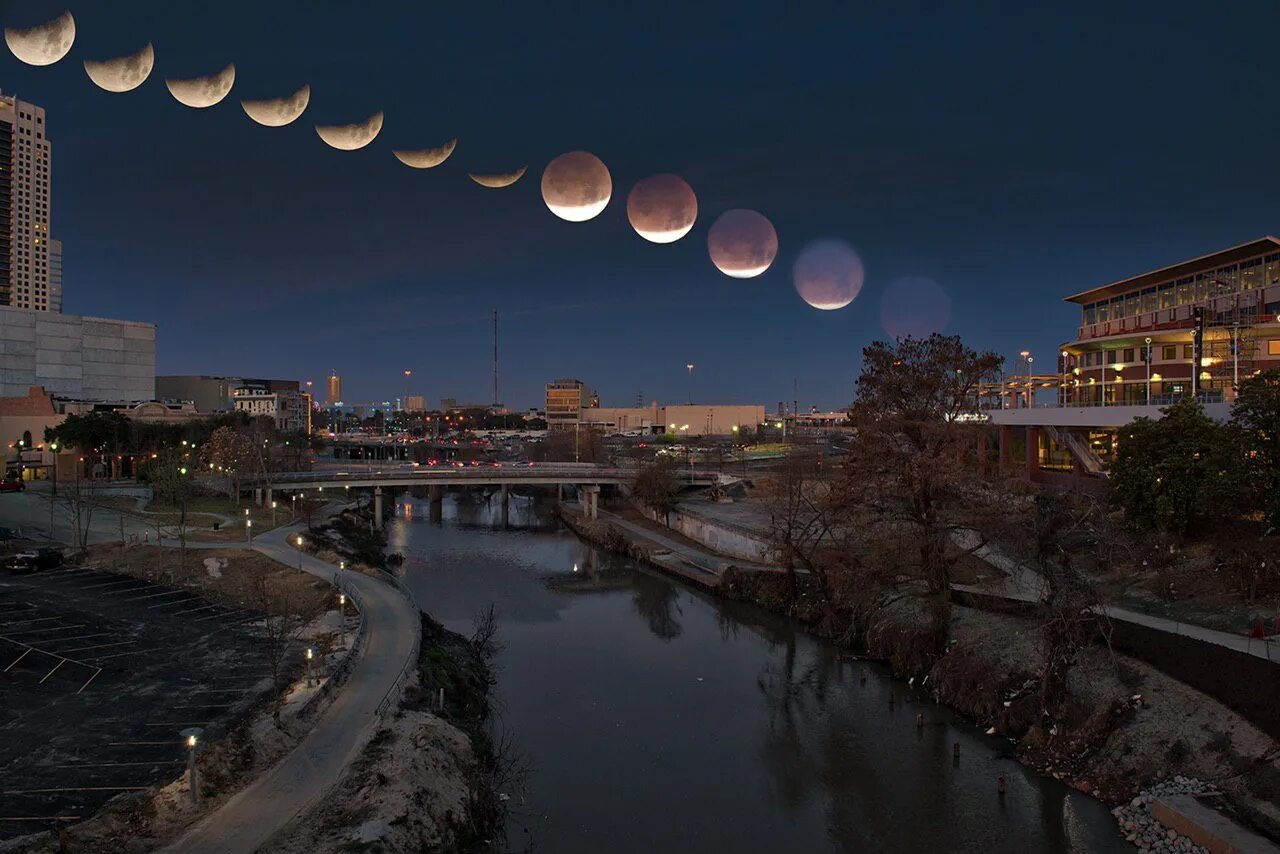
left=492, top=310, right=500, bottom=407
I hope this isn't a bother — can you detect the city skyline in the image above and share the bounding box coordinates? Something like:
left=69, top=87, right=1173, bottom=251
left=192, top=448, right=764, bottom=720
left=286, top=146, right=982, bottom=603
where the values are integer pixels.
left=2, top=2, right=1280, bottom=409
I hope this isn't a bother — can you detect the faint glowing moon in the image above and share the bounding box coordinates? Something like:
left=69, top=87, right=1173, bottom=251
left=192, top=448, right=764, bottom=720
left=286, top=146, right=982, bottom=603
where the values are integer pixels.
left=541, top=151, right=611, bottom=222
left=793, top=239, right=864, bottom=310
left=881, top=276, right=950, bottom=338
left=707, top=209, right=778, bottom=278
left=166, top=63, right=236, bottom=108
left=315, top=112, right=383, bottom=151
left=83, top=43, right=154, bottom=93
left=241, top=84, right=310, bottom=127
left=627, top=174, right=697, bottom=244
left=393, top=139, right=457, bottom=169
left=5, top=11, right=75, bottom=66
left=469, top=167, right=526, bottom=188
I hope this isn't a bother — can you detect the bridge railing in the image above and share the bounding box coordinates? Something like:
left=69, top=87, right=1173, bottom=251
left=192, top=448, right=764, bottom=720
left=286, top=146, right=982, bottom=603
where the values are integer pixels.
left=246, top=462, right=722, bottom=487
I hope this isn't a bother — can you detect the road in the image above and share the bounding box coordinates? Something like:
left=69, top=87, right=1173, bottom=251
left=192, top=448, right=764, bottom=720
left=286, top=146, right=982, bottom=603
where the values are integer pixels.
left=159, top=521, right=419, bottom=853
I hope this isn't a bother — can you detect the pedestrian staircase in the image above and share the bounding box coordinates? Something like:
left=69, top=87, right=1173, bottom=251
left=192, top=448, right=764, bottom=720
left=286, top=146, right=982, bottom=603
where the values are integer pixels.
left=1042, top=424, right=1108, bottom=477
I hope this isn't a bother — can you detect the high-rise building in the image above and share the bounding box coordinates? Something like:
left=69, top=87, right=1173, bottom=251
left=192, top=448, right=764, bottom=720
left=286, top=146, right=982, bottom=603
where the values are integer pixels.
left=545, top=378, right=594, bottom=429
left=327, top=372, right=342, bottom=405
left=404, top=395, right=426, bottom=413
left=0, top=93, right=59, bottom=312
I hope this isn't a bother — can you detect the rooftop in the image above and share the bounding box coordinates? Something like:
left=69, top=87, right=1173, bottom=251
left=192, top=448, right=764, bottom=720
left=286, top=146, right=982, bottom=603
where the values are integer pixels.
left=1064, top=236, right=1280, bottom=305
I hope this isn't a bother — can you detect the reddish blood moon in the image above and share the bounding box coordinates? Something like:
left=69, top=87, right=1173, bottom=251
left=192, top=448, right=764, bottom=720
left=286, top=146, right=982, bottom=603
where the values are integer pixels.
left=707, top=209, right=778, bottom=278
left=541, top=151, right=612, bottom=222
left=627, top=174, right=697, bottom=243
left=792, top=239, right=864, bottom=310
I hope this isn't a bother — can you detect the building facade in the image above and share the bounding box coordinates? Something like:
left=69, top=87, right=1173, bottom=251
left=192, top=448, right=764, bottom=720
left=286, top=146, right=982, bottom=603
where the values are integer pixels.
left=157, top=375, right=302, bottom=414
left=231, top=385, right=311, bottom=433
left=545, top=378, right=594, bottom=429
left=327, top=372, right=342, bottom=405
left=0, top=306, right=154, bottom=401
left=0, top=93, right=60, bottom=312
left=1062, top=236, right=1280, bottom=407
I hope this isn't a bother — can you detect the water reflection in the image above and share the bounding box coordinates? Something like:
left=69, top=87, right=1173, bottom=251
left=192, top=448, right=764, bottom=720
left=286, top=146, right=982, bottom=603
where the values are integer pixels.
left=391, top=494, right=1122, bottom=853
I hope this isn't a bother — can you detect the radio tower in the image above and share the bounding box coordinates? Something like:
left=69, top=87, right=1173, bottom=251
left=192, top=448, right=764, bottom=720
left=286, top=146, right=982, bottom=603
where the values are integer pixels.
left=492, top=310, right=500, bottom=407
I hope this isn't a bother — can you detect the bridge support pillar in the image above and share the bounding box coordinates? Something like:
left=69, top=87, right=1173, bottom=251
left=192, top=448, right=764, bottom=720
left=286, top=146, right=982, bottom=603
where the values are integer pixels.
left=373, top=486, right=383, bottom=530
left=429, top=485, right=443, bottom=522
left=500, top=484, right=510, bottom=527
left=581, top=485, right=600, bottom=520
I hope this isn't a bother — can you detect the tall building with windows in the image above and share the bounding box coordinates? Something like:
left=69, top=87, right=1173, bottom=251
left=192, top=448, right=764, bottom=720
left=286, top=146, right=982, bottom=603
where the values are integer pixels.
left=545, top=378, right=594, bottom=429
left=0, top=93, right=59, bottom=312
left=327, top=372, right=342, bottom=405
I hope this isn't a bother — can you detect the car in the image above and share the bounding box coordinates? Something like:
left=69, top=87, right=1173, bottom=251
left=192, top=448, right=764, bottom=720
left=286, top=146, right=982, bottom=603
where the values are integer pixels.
left=2, top=552, right=38, bottom=572
left=0, top=477, right=25, bottom=493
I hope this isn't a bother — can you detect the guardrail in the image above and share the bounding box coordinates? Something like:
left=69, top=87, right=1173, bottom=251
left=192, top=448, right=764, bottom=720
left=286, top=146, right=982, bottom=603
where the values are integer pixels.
left=373, top=567, right=421, bottom=718
left=247, top=463, right=723, bottom=488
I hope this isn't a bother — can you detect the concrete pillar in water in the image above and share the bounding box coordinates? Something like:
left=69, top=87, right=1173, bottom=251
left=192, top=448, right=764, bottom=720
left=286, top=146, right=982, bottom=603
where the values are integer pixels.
left=374, top=486, right=383, bottom=530
left=429, top=485, right=443, bottom=522
left=501, top=484, right=510, bottom=527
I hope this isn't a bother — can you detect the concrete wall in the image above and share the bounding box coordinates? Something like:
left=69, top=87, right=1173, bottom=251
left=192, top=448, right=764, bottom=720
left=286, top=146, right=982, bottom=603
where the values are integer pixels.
left=0, top=306, right=154, bottom=401
left=660, top=505, right=775, bottom=563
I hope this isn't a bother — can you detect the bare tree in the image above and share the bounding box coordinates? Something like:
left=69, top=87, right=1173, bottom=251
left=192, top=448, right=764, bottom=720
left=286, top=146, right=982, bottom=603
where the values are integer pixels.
left=150, top=446, right=194, bottom=574
left=249, top=571, right=320, bottom=726
left=631, top=460, right=682, bottom=525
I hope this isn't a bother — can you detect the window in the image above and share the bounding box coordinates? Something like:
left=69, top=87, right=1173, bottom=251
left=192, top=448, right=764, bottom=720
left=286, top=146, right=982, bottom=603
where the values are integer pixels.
left=1270, top=340, right=1280, bottom=357
left=1159, top=283, right=1176, bottom=309
left=1106, top=349, right=1118, bottom=364
left=1183, top=345, right=1194, bottom=359
left=1162, top=345, right=1177, bottom=361
left=1122, top=348, right=1135, bottom=363
left=1141, top=287, right=1157, bottom=313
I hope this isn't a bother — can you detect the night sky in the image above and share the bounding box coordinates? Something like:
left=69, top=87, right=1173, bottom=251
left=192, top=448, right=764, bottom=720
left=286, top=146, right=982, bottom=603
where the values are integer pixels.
left=2, top=0, right=1279, bottom=410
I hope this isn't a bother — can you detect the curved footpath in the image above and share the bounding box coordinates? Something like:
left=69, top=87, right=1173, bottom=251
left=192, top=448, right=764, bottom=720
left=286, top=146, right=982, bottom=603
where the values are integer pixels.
left=162, top=521, right=421, bottom=854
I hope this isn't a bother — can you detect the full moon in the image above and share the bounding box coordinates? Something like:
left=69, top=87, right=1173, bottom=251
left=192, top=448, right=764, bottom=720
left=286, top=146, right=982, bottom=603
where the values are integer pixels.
left=166, top=63, right=236, bottom=108
left=5, top=11, right=75, bottom=67
left=469, top=167, right=526, bottom=188
left=627, top=174, right=697, bottom=244
left=393, top=139, right=457, bottom=169
left=707, top=209, right=778, bottom=278
left=541, top=151, right=611, bottom=222
left=315, top=112, right=384, bottom=151
left=242, top=85, right=311, bottom=127
left=84, top=43, right=154, bottom=93
left=793, top=239, right=864, bottom=310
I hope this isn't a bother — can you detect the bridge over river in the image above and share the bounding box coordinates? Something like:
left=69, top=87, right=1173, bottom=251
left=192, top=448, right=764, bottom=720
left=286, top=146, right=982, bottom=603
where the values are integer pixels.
left=244, top=462, right=723, bottom=527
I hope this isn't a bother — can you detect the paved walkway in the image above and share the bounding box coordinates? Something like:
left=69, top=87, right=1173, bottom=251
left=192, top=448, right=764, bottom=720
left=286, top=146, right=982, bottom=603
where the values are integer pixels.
left=162, top=521, right=420, bottom=853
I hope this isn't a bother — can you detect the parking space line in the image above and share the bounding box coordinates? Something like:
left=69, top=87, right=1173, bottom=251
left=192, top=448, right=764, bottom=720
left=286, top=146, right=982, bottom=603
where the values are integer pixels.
left=148, top=596, right=202, bottom=610
left=44, top=631, right=114, bottom=646
left=169, top=603, right=219, bottom=617
left=0, top=816, right=82, bottom=822
left=0, top=617, right=61, bottom=629
left=3, top=786, right=149, bottom=794
left=38, top=660, right=65, bottom=683
left=77, top=579, right=152, bottom=592
left=144, top=722, right=210, bottom=727
left=107, top=740, right=179, bottom=746
left=51, top=761, right=183, bottom=768
left=77, top=667, right=102, bottom=693
left=9, top=624, right=87, bottom=636
left=87, top=648, right=155, bottom=662
left=118, top=589, right=188, bottom=604
left=61, top=640, right=134, bottom=654
left=3, top=648, right=32, bottom=671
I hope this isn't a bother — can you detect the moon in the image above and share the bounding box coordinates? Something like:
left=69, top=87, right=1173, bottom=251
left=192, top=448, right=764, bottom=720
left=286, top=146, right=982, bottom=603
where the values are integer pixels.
left=315, top=112, right=383, bottom=151
left=627, top=174, right=697, bottom=244
left=393, top=139, right=457, bottom=169
left=83, top=43, right=154, bottom=93
left=166, top=63, right=236, bottom=109
left=707, top=209, right=778, bottom=278
left=793, top=239, right=864, bottom=310
left=541, top=151, right=611, bottom=222
left=241, top=85, right=310, bottom=127
left=6, top=11, right=75, bottom=66
left=469, top=168, right=526, bottom=188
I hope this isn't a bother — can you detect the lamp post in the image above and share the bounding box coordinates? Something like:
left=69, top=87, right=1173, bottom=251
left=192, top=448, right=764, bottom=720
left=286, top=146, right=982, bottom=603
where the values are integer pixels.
left=1145, top=337, right=1153, bottom=405
left=246, top=518, right=253, bottom=547
left=296, top=535, right=304, bottom=574
left=270, top=500, right=277, bottom=527
left=48, top=441, right=58, bottom=497
left=685, top=363, right=694, bottom=404
left=1231, top=321, right=1241, bottom=393
left=1101, top=354, right=1107, bottom=408
left=338, top=592, right=347, bottom=648
left=1060, top=351, right=1068, bottom=407
left=1017, top=351, right=1030, bottom=408
left=305, top=646, right=314, bottom=687
left=180, top=727, right=204, bottom=804
left=1025, top=355, right=1034, bottom=407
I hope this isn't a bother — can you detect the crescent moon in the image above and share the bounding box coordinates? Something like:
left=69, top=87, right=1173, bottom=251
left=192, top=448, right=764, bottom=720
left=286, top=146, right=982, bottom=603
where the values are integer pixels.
left=83, top=43, right=154, bottom=93
left=469, top=167, right=527, bottom=189
left=315, top=112, right=383, bottom=151
left=166, top=63, right=236, bottom=109
left=5, top=11, right=75, bottom=67
left=393, top=140, right=457, bottom=169
left=241, top=84, right=311, bottom=127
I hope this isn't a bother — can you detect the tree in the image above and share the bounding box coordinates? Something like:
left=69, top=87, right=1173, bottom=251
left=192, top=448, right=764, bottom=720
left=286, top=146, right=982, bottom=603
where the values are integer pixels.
left=1230, top=369, right=1280, bottom=530
left=631, top=460, right=682, bottom=525
left=841, top=333, right=1005, bottom=652
left=150, top=447, right=194, bottom=574
left=200, top=425, right=256, bottom=502
left=1108, top=397, right=1238, bottom=535
left=763, top=452, right=853, bottom=606
left=249, top=571, right=321, bottom=727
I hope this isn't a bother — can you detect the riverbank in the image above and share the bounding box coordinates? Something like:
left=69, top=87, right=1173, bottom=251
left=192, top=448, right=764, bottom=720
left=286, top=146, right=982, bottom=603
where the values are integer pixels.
left=272, top=614, right=502, bottom=853
left=562, top=503, right=1280, bottom=845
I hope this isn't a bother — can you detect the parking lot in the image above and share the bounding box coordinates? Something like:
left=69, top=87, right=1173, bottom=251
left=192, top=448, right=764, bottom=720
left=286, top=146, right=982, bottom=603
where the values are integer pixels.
left=0, top=563, right=269, bottom=841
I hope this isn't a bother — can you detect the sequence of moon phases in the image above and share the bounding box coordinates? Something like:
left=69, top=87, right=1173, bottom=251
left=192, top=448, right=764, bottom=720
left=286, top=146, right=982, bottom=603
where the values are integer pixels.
left=393, top=139, right=457, bottom=169
left=83, top=43, right=154, bottom=93
left=241, top=85, right=311, bottom=127
left=793, top=238, right=864, bottom=310
left=166, top=63, right=236, bottom=108
left=627, top=174, right=697, bottom=243
left=469, top=167, right=526, bottom=188
left=541, top=151, right=611, bottom=222
left=707, top=209, right=778, bottom=278
left=5, top=10, right=75, bottom=66
left=315, top=112, right=383, bottom=151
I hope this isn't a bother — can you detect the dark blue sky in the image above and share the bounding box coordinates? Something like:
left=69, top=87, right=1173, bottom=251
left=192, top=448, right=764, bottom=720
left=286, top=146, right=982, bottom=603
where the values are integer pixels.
left=3, top=0, right=1279, bottom=409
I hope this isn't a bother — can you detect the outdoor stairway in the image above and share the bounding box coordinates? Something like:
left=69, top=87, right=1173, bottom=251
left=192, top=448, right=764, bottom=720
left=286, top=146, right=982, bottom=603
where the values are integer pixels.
left=1043, top=424, right=1108, bottom=477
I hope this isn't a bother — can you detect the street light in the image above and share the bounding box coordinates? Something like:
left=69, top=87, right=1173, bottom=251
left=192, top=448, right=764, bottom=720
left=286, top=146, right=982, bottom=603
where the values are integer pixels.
left=180, top=727, right=204, bottom=804
left=271, top=500, right=277, bottom=527
left=49, top=441, right=57, bottom=497
left=246, top=517, right=253, bottom=546
left=1144, top=337, right=1153, bottom=405
left=338, top=592, right=347, bottom=648
left=686, top=363, right=695, bottom=404
left=305, top=646, right=315, bottom=687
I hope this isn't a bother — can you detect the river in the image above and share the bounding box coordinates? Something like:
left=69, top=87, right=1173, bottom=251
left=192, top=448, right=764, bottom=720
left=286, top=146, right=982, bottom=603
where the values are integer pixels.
left=388, top=492, right=1123, bottom=853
